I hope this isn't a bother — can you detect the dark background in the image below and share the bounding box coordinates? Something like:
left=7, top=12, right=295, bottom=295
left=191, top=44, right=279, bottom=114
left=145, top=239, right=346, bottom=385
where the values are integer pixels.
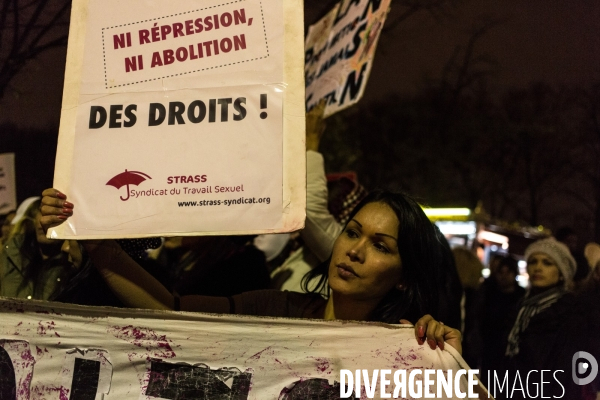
left=1, top=0, right=599, bottom=244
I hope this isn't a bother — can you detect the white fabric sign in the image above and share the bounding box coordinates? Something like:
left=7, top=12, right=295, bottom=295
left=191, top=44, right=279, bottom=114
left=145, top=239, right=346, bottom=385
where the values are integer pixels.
left=0, top=298, right=489, bottom=399
left=0, top=153, right=17, bottom=213
left=51, top=0, right=305, bottom=239
left=305, top=0, right=390, bottom=116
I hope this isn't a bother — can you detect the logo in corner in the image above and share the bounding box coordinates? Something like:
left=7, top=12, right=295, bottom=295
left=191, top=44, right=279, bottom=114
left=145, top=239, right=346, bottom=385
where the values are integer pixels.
left=106, top=170, right=151, bottom=201
left=572, top=351, right=598, bottom=385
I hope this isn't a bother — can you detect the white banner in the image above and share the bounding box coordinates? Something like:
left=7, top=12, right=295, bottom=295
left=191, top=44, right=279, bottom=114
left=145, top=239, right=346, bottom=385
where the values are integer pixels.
left=52, top=0, right=305, bottom=239
left=0, top=153, right=16, bottom=214
left=304, top=0, right=390, bottom=116
left=0, top=298, right=488, bottom=399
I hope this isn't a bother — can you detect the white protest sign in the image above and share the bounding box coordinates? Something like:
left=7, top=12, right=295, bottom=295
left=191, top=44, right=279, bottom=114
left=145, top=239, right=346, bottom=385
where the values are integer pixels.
left=305, top=0, right=390, bottom=116
left=0, top=153, right=16, bottom=214
left=51, top=0, right=305, bottom=239
left=0, top=298, right=488, bottom=399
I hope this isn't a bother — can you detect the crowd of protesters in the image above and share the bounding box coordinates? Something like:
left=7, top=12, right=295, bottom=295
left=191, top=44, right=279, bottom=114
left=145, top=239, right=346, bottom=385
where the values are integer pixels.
left=0, top=103, right=599, bottom=399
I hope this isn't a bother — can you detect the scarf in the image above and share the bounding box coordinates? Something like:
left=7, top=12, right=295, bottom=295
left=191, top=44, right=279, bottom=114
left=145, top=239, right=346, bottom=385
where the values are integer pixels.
left=505, top=286, right=565, bottom=357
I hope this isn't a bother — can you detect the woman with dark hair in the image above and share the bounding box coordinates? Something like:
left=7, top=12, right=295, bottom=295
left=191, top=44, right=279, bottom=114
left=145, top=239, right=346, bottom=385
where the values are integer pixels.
left=40, top=187, right=462, bottom=352
left=301, top=190, right=445, bottom=325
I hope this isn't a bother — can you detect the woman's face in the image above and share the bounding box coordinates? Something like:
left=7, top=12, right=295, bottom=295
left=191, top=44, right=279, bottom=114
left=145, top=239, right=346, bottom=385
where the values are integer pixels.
left=527, top=252, right=562, bottom=288
left=328, top=201, right=402, bottom=301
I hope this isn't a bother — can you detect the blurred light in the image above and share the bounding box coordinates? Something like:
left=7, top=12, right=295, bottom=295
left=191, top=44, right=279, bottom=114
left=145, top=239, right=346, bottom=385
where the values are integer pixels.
left=478, top=230, right=509, bottom=244
left=537, top=225, right=544, bottom=231
left=502, top=242, right=509, bottom=250
left=422, top=208, right=471, bottom=217
left=491, top=245, right=498, bottom=251
left=517, top=274, right=529, bottom=288
left=518, top=260, right=527, bottom=270
left=482, top=268, right=490, bottom=278
left=435, top=221, right=476, bottom=235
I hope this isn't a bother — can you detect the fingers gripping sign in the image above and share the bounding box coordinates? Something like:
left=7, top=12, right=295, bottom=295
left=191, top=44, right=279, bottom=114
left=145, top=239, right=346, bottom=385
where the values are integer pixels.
left=40, top=188, right=73, bottom=235
left=401, top=315, right=462, bottom=355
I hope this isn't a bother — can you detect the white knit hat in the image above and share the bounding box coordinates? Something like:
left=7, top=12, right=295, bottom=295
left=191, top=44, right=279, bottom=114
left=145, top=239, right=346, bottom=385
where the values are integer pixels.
left=524, top=237, right=577, bottom=286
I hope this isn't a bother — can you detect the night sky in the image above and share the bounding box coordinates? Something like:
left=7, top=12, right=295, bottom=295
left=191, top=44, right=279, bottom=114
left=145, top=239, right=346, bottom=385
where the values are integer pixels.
left=367, top=0, right=600, bottom=98
left=1, top=0, right=599, bottom=129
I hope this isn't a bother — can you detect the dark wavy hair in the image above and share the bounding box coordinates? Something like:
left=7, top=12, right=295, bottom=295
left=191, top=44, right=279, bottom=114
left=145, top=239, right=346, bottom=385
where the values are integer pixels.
left=301, top=190, right=444, bottom=324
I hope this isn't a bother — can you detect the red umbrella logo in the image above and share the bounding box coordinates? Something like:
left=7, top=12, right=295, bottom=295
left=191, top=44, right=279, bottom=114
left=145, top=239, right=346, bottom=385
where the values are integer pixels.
left=106, top=170, right=152, bottom=201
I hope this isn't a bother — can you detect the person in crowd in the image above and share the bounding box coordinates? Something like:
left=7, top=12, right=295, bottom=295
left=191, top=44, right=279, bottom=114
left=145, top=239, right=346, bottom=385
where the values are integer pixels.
left=57, top=238, right=163, bottom=307
left=40, top=188, right=463, bottom=354
left=51, top=240, right=129, bottom=307
left=476, top=256, right=525, bottom=388
left=265, top=101, right=349, bottom=292
left=431, top=229, right=463, bottom=335
left=450, top=247, right=483, bottom=366
left=555, top=226, right=590, bottom=283
left=0, top=209, right=16, bottom=244
left=60, top=232, right=269, bottom=302
left=266, top=101, right=461, bottom=329
left=0, top=197, right=80, bottom=299
left=152, top=235, right=270, bottom=297
left=253, top=232, right=293, bottom=275
left=501, top=237, right=600, bottom=399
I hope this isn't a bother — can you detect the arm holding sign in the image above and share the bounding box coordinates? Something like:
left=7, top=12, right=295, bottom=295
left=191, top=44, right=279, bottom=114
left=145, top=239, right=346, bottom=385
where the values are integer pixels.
left=303, top=100, right=342, bottom=262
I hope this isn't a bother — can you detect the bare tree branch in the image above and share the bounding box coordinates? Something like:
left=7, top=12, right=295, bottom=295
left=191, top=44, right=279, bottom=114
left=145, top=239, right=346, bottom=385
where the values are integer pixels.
left=382, top=5, right=420, bottom=33
left=0, top=1, right=12, bottom=53
left=383, top=0, right=459, bottom=33
left=19, top=1, right=49, bottom=48
left=0, top=0, right=70, bottom=99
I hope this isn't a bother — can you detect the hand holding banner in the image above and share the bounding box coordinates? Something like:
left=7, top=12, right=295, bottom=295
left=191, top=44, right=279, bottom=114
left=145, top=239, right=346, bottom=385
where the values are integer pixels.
left=0, top=298, right=488, bottom=399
